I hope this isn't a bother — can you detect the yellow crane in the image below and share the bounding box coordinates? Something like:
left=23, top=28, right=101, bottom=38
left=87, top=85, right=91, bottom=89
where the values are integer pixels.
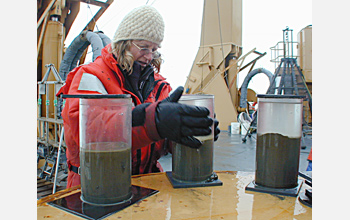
left=184, top=0, right=311, bottom=130
left=184, top=0, right=269, bottom=130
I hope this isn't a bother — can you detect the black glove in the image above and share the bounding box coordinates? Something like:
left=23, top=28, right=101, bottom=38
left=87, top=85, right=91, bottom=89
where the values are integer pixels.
left=131, top=87, right=185, bottom=128
left=170, top=87, right=220, bottom=142
left=214, top=117, right=220, bottom=141
left=162, top=86, right=184, bottom=103
left=155, top=87, right=213, bottom=148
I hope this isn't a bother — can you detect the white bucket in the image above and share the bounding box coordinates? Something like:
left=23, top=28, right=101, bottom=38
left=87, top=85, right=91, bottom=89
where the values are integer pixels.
left=231, top=122, right=240, bottom=134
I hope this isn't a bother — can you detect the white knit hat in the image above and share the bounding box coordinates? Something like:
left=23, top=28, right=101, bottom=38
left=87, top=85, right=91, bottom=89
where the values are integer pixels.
left=112, top=5, right=165, bottom=46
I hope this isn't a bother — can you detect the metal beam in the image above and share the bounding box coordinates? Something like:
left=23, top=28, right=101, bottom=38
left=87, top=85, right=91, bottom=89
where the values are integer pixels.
left=37, top=0, right=57, bottom=29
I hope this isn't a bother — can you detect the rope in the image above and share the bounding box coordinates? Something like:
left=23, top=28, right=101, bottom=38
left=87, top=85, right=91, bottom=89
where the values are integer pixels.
left=149, top=0, right=157, bottom=6
left=99, top=4, right=129, bottom=29
left=216, top=0, right=226, bottom=75
left=200, top=1, right=206, bottom=92
left=87, top=2, right=100, bottom=31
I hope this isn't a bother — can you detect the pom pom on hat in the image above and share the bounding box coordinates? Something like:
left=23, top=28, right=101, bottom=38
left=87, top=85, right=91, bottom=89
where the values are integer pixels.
left=112, top=5, right=165, bottom=46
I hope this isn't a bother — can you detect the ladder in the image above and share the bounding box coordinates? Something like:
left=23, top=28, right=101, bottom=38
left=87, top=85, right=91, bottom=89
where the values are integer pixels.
left=266, top=57, right=312, bottom=113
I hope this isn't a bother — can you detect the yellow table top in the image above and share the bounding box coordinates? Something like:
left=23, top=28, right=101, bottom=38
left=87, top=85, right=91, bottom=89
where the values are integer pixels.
left=37, top=171, right=312, bottom=219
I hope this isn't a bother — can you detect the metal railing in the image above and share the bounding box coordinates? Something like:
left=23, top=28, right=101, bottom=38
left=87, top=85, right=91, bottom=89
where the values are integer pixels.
left=270, top=27, right=299, bottom=69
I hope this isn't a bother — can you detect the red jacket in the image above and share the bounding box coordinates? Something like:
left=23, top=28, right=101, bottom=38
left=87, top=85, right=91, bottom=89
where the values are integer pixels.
left=307, top=148, right=312, bottom=161
left=57, top=44, right=172, bottom=187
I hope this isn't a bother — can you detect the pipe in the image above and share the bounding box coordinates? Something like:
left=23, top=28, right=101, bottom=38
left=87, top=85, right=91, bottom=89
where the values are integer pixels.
left=96, top=31, right=112, bottom=47
left=239, top=68, right=274, bottom=109
left=59, top=30, right=111, bottom=80
left=85, top=31, right=104, bottom=61
left=59, top=31, right=90, bottom=80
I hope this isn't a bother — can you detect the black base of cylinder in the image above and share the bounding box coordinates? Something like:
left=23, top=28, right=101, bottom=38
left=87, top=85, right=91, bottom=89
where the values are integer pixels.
left=48, top=185, right=158, bottom=220
left=80, top=193, right=133, bottom=207
left=245, top=179, right=303, bottom=197
left=166, top=171, right=223, bottom=188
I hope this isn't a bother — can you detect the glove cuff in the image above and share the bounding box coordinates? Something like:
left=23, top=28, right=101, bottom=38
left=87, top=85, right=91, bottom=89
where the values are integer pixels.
left=145, top=101, right=162, bottom=141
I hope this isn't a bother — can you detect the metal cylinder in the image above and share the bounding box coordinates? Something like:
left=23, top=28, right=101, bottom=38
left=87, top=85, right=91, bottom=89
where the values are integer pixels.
left=79, top=94, right=132, bottom=205
left=255, top=94, right=303, bottom=188
left=172, top=94, right=215, bottom=182
left=41, top=21, right=64, bottom=117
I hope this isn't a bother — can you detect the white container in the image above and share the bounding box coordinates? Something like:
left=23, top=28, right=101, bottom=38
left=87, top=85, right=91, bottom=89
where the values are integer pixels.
left=231, top=122, right=240, bottom=134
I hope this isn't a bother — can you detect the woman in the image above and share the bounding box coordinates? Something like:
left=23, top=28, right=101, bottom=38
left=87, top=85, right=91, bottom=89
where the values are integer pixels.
left=57, top=5, right=219, bottom=188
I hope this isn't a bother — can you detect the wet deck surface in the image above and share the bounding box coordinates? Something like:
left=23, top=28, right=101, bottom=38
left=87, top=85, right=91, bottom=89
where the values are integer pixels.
left=159, top=131, right=312, bottom=173
left=38, top=171, right=312, bottom=219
